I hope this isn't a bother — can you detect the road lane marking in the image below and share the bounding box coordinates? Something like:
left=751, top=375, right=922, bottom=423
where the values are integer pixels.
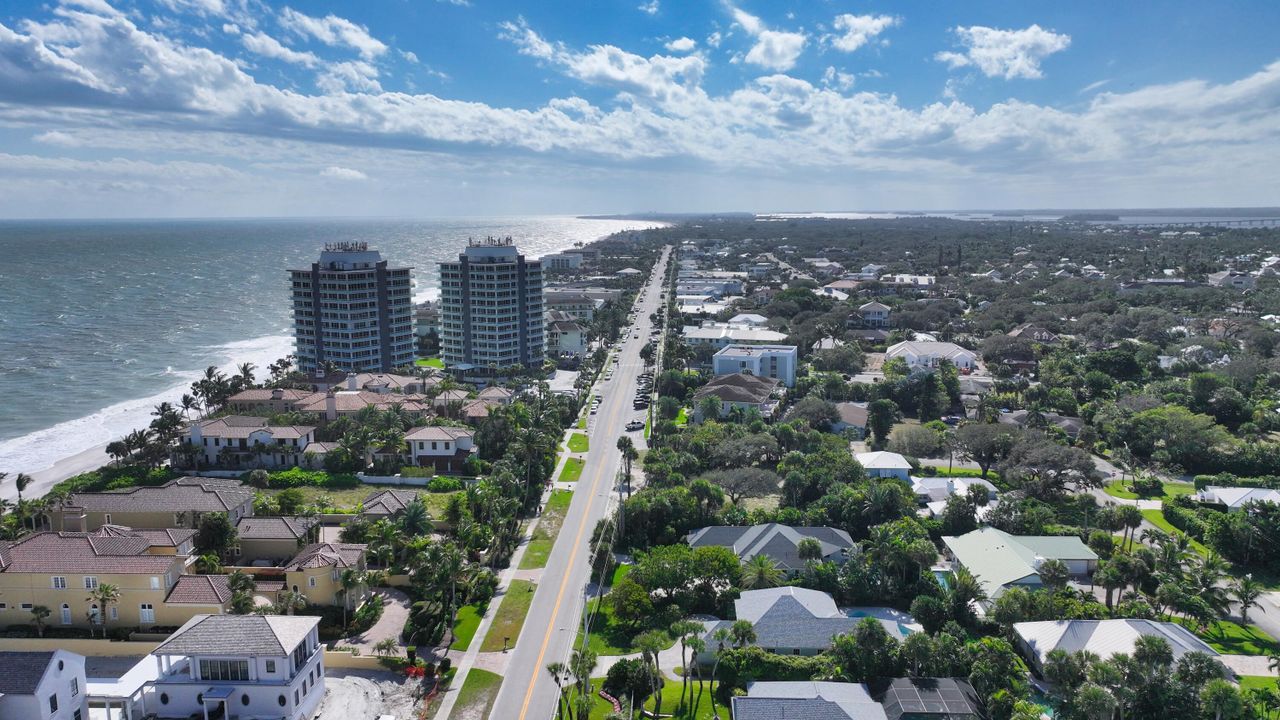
left=516, top=262, right=663, bottom=720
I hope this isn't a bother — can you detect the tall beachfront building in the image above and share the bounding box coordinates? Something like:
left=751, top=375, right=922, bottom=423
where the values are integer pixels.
left=290, top=243, right=415, bottom=373
left=439, top=237, right=545, bottom=371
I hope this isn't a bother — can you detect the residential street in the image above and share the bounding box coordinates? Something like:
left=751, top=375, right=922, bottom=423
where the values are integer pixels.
left=489, top=246, right=671, bottom=720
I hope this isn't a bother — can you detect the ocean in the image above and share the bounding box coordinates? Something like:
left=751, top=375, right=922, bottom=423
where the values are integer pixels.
left=0, top=216, right=659, bottom=475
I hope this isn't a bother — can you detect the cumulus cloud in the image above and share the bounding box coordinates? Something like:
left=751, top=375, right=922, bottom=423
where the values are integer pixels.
left=320, top=165, right=368, bottom=180
left=728, top=5, right=806, bottom=72
left=501, top=18, right=704, bottom=105
left=241, top=31, right=319, bottom=67
left=936, top=24, right=1070, bottom=80
left=665, top=36, right=696, bottom=53
left=280, top=7, right=388, bottom=60
left=1, top=0, right=1279, bottom=211
left=826, top=14, right=898, bottom=53
left=637, top=1, right=659, bottom=15
left=821, top=66, right=855, bottom=91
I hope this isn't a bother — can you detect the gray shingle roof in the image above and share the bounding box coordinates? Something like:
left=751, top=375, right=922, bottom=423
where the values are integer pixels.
left=0, top=652, right=56, bottom=695
left=693, top=372, right=780, bottom=404
left=362, top=489, right=420, bottom=516
left=153, top=614, right=319, bottom=657
left=733, top=681, right=888, bottom=720
left=687, top=524, right=855, bottom=571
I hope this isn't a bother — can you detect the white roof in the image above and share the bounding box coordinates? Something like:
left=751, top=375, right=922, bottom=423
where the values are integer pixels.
left=729, top=313, right=769, bottom=325
left=855, top=451, right=912, bottom=470
left=1198, top=486, right=1280, bottom=510
left=683, top=326, right=789, bottom=343
left=885, top=340, right=976, bottom=360
left=1015, top=619, right=1218, bottom=666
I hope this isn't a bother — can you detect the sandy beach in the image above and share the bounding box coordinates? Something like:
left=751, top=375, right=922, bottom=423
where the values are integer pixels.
left=0, top=443, right=111, bottom=503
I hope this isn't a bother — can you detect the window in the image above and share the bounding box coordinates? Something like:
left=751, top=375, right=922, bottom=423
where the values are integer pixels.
left=0, top=602, right=6, bottom=610
left=49, top=694, right=58, bottom=713
left=294, top=689, right=300, bottom=705
left=139, top=604, right=155, bottom=624
left=20, top=603, right=32, bottom=611
left=71, top=677, right=79, bottom=696
left=104, top=514, right=111, bottom=524
left=60, top=604, right=71, bottom=624
left=308, top=577, right=317, bottom=588
left=150, top=576, right=160, bottom=590
left=199, top=659, right=250, bottom=682
left=278, top=695, right=286, bottom=707
left=266, top=659, right=276, bottom=673
left=242, top=694, right=250, bottom=706
left=164, top=572, right=172, bottom=588
left=160, top=693, right=169, bottom=705
left=110, top=607, right=118, bottom=621
left=84, top=576, right=98, bottom=590
left=73, top=710, right=82, bottom=720
left=51, top=576, right=66, bottom=590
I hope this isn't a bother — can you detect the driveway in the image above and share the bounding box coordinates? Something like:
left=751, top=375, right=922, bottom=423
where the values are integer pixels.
left=339, top=587, right=411, bottom=655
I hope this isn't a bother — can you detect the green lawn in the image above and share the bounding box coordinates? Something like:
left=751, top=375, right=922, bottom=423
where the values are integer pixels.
left=1139, top=509, right=1212, bottom=556
left=450, top=603, right=483, bottom=651
left=1174, top=618, right=1280, bottom=656
left=559, top=457, right=585, bottom=483
left=575, top=593, right=675, bottom=656
left=643, top=679, right=723, bottom=720
left=1103, top=480, right=1196, bottom=501
left=414, top=357, right=445, bottom=368
left=453, top=668, right=502, bottom=719
left=568, top=433, right=590, bottom=453
left=480, top=580, right=537, bottom=652
left=520, top=489, right=573, bottom=569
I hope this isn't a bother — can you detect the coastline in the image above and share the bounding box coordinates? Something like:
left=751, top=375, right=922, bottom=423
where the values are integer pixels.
left=0, top=225, right=656, bottom=502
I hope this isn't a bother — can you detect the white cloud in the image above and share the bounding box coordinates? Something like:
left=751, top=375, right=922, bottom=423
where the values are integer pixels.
left=665, top=36, right=695, bottom=53
left=155, top=0, right=226, bottom=17
left=1079, top=78, right=1111, bottom=94
left=400, top=49, right=419, bottom=63
left=706, top=31, right=722, bottom=48
left=2, top=1, right=1280, bottom=213
left=33, top=129, right=82, bottom=146
left=316, top=60, right=382, bottom=94
left=320, top=165, right=368, bottom=180
left=501, top=18, right=704, bottom=105
left=279, top=7, right=387, bottom=60
left=241, top=31, right=319, bottom=67
left=221, top=23, right=239, bottom=34
left=936, top=24, right=1070, bottom=80
left=637, top=1, right=659, bottom=16
left=821, top=66, right=854, bottom=91
left=826, top=14, right=898, bottom=53
left=728, top=5, right=806, bottom=72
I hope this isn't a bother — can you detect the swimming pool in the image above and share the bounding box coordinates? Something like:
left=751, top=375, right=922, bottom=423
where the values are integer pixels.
left=933, top=569, right=952, bottom=590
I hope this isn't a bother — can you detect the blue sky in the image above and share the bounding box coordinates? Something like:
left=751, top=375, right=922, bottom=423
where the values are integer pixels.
left=0, top=0, right=1277, bottom=217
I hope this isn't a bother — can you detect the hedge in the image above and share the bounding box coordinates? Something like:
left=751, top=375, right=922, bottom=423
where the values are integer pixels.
left=716, top=647, right=829, bottom=693
left=1162, top=504, right=1207, bottom=540
left=1193, top=473, right=1280, bottom=491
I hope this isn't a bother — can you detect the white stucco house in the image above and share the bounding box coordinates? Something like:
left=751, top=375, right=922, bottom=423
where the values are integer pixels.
left=855, top=451, right=912, bottom=481
left=885, top=341, right=977, bottom=371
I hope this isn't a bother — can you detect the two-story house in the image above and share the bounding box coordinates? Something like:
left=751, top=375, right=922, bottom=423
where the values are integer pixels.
left=53, top=477, right=255, bottom=532
left=0, top=527, right=216, bottom=631
left=858, top=301, right=891, bottom=328
left=404, top=426, right=476, bottom=473
left=142, top=614, right=326, bottom=720
left=0, top=650, right=88, bottom=720
left=186, top=416, right=319, bottom=469
left=283, top=542, right=368, bottom=608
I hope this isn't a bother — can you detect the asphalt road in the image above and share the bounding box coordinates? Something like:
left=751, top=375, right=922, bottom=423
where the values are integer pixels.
left=491, top=246, right=671, bottom=720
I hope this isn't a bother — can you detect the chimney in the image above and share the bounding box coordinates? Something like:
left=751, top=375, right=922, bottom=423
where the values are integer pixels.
left=271, top=388, right=284, bottom=400
left=346, top=372, right=358, bottom=391
left=325, top=389, right=337, bottom=421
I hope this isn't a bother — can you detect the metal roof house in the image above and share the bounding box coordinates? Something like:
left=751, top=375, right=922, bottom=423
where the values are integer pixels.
left=941, top=527, right=1098, bottom=604
left=732, top=681, right=888, bottom=720
left=1013, top=619, right=1220, bottom=676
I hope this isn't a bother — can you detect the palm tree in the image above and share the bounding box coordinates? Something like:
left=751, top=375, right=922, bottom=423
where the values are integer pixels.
left=635, top=632, right=666, bottom=718
left=276, top=589, right=307, bottom=616
left=708, top=627, right=731, bottom=720
left=340, top=569, right=366, bottom=628
left=687, top=635, right=708, bottom=716
left=11, top=472, right=32, bottom=505
left=671, top=619, right=703, bottom=711
left=740, top=554, right=783, bottom=589
left=237, top=362, right=256, bottom=387
left=616, top=436, right=638, bottom=495
left=1232, top=574, right=1264, bottom=625
left=30, top=605, right=50, bottom=638
left=1075, top=682, right=1117, bottom=720
left=195, top=553, right=222, bottom=574
left=546, top=662, right=570, bottom=720
left=88, top=583, right=121, bottom=638
left=729, top=619, right=756, bottom=648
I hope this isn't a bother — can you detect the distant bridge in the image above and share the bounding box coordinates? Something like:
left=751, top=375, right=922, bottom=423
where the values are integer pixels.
left=1125, top=218, right=1280, bottom=229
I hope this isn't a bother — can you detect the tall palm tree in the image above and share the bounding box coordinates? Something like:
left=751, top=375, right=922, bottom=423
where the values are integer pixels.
left=670, top=619, right=703, bottom=712
left=339, top=569, right=366, bottom=628
left=1233, top=574, right=1264, bottom=625
left=635, top=632, right=666, bottom=718
left=11, top=472, right=32, bottom=505
left=88, top=583, right=121, bottom=638
left=729, top=619, right=756, bottom=648
left=740, top=554, right=783, bottom=589
left=708, top=627, right=731, bottom=720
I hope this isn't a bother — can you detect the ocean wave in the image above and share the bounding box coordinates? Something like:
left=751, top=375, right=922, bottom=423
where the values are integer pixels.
left=0, top=334, right=295, bottom=475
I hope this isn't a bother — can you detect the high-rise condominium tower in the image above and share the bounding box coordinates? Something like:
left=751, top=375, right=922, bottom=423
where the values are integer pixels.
left=290, top=243, right=414, bottom=373
left=439, top=238, right=544, bottom=371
